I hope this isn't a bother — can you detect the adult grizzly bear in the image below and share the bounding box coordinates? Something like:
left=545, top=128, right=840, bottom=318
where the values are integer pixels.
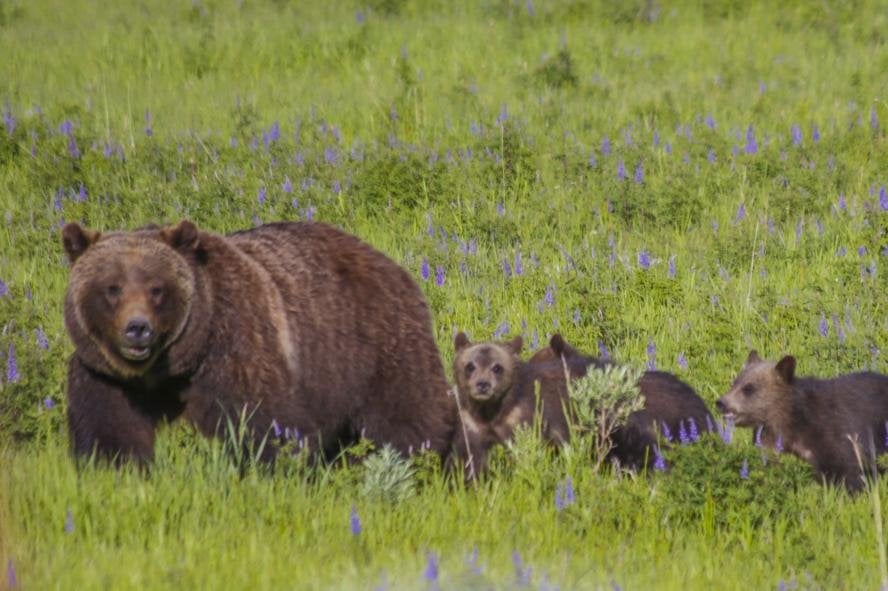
left=62, top=220, right=456, bottom=465
left=717, top=350, right=888, bottom=492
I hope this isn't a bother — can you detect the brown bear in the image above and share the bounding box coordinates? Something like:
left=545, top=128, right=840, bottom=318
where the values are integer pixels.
left=61, top=220, right=456, bottom=466
left=716, top=350, right=888, bottom=492
left=536, top=334, right=714, bottom=469
left=450, top=333, right=571, bottom=478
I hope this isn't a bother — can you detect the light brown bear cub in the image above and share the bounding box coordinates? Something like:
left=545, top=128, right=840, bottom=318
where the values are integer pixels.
left=717, top=350, right=888, bottom=492
left=451, top=332, right=570, bottom=478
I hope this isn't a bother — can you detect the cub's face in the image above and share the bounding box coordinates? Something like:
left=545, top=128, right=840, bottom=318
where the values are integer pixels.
left=716, top=350, right=796, bottom=426
left=453, top=333, right=523, bottom=404
left=63, top=221, right=199, bottom=378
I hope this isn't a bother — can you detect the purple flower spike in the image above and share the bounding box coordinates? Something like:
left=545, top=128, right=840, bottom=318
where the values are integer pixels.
left=818, top=314, right=829, bottom=337
left=544, top=284, right=554, bottom=307
left=282, top=178, right=293, bottom=193
left=144, top=110, right=153, bottom=137
left=350, top=505, right=362, bottom=536
left=668, top=255, right=676, bottom=279
left=754, top=426, right=763, bottom=447
left=707, top=148, right=716, bottom=164
left=502, top=260, right=512, bottom=278
left=745, top=125, right=757, bottom=155
left=435, top=266, right=445, bottom=287
left=424, top=552, right=439, bottom=584
left=68, top=136, right=80, bottom=159
left=661, top=422, right=672, bottom=442
left=688, top=417, right=699, bottom=442
left=0, top=279, right=8, bottom=297
left=735, top=203, right=746, bottom=222
left=653, top=446, right=666, bottom=471
left=677, top=352, right=688, bottom=370
left=774, top=434, right=784, bottom=453
left=646, top=340, right=656, bottom=370
left=7, top=558, right=17, bottom=589
left=44, top=397, right=55, bottom=410
left=514, top=252, right=523, bottom=276
left=601, top=136, right=611, bottom=156
left=705, top=415, right=714, bottom=433
left=678, top=421, right=689, bottom=444
left=564, top=476, right=575, bottom=505
left=257, top=187, right=267, bottom=205
left=554, top=488, right=564, bottom=512
left=64, top=509, right=74, bottom=533
left=6, top=344, right=19, bottom=383
left=740, top=459, right=749, bottom=479
left=634, top=163, right=644, bottom=184
left=871, top=107, right=879, bottom=132
left=3, top=104, right=15, bottom=136
left=598, top=341, right=610, bottom=360
left=638, top=249, right=651, bottom=270
left=720, top=417, right=734, bottom=444
left=791, top=124, right=802, bottom=146
left=812, top=124, right=820, bottom=142
left=616, top=160, right=626, bottom=181
left=420, top=258, right=430, bottom=281
left=879, top=187, right=888, bottom=212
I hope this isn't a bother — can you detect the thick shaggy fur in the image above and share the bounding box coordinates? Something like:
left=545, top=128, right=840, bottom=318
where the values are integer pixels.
left=62, top=220, right=456, bottom=465
left=717, top=351, right=888, bottom=492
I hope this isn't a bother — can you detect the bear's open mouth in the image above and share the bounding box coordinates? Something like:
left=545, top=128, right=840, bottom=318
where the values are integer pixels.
left=120, top=346, right=152, bottom=361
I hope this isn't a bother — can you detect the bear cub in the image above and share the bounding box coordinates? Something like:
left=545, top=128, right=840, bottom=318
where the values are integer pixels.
left=717, top=350, right=888, bottom=492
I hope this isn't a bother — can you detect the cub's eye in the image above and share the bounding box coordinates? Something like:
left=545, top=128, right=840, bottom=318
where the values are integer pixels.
left=106, top=285, right=121, bottom=298
left=149, top=286, right=164, bottom=299
left=465, top=362, right=475, bottom=374
left=492, top=364, right=503, bottom=375
left=741, top=384, right=756, bottom=396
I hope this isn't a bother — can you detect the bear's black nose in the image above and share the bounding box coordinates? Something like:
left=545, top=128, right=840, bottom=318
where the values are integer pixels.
left=124, top=318, right=154, bottom=345
left=476, top=381, right=491, bottom=394
left=715, top=399, right=727, bottom=412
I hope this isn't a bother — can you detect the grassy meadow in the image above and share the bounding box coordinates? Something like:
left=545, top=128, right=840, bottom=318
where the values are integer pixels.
left=1, top=0, right=888, bottom=588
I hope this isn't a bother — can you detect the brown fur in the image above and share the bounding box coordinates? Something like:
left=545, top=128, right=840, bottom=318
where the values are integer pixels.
left=62, top=220, right=456, bottom=465
left=450, top=333, right=570, bottom=478
left=717, top=350, right=888, bottom=492
left=534, top=334, right=713, bottom=469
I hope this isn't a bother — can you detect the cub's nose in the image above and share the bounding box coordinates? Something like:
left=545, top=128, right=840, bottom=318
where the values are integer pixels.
left=476, top=381, right=491, bottom=394
left=124, top=317, right=154, bottom=345
left=715, top=399, right=728, bottom=413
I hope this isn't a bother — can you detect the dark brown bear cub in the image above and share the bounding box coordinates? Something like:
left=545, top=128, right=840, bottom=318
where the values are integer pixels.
left=717, top=351, right=888, bottom=492
left=62, top=220, right=455, bottom=465
left=450, top=333, right=570, bottom=478
left=537, top=334, right=713, bottom=469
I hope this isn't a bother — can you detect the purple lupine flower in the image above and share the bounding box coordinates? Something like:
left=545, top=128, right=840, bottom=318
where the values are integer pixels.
left=59, top=120, right=73, bottom=135
left=705, top=148, right=716, bottom=164
left=588, top=151, right=597, bottom=168
left=705, top=415, right=714, bottom=433
left=350, top=505, right=362, bottom=536
left=271, top=419, right=282, bottom=438
left=638, top=249, right=651, bottom=270
left=530, top=329, right=538, bottom=351
left=544, top=285, right=555, bottom=308
left=634, top=163, right=644, bottom=184
left=355, top=9, right=366, bottom=23
left=795, top=219, right=803, bottom=242
left=616, top=160, right=626, bottom=181
left=512, top=551, right=531, bottom=586
left=735, top=203, right=746, bottom=222
left=494, top=322, right=510, bottom=339
left=502, top=260, right=512, bottom=278
left=705, top=114, right=716, bottom=129
left=740, top=459, right=749, bottom=479
left=677, top=352, right=688, bottom=370
left=818, top=314, right=829, bottom=337
left=720, top=417, right=734, bottom=444
left=554, top=487, right=564, bottom=512
left=774, top=435, right=784, bottom=453
left=420, top=258, right=430, bottom=281
left=598, top=341, right=609, bottom=360
left=332, top=180, right=341, bottom=194
left=812, top=124, right=820, bottom=142
left=44, top=397, right=55, bottom=410
left=572, top=309, right=581, bottom=325
left=871, top=107, right=879, bottom=131
left=257, top=187, right=267, bottom=205
left=653, top=446, right=666, bottom=471
left=879, top=187, right=888, bottom=212
left=68, top=136, right=80, bottom=159
left=424, top=552, right=439, bottom=584
left=0, top=279, right=7, bottom=297
left=564, top=476, right=575, bottom=505
left=665, top=141, right=672, bottom=154
left=745, top=125, right=757, bottom=155
left=76, top=184, right=88, bottom=202
left=525, top=0, right=535, bottom=16
left=6, top=344, right=19, bottom=383
left=64, top=509, right=74, bottom=533
left=646, top=340, right=656, bottom=370
left=678, top=421, right=689, bottom=444
left=661, top=422, right=673, bottom=442
left=7, top=559, right=16, bottom=589
left=514, top=252, right=523, bottom=276
left=144, top=110, right=153, bottom=137
left=754, top=426, right=763, bottom=447
left=858, top=246, right=867, bottom=257
left=601, top=136, right=611, bottom=156
left=653, top=130, right=660, bottom=146
left=324, top=146, right=338, bottom=166
left=435, top=266, right=445, bottom=287
left=282, top=177, right=293, bottom=193
left=623, top=128, right=633, bottom=147
left=790, top=124, right=802, bottom=146
left=3, top=103, right=15, bottom=136
left=688, top=418, right=699, bottom=442
left=497, top=202, right=505, bottom=216
left=884, top=422, right=888, bottom=449
left=668, top=255, right=676, bottom=279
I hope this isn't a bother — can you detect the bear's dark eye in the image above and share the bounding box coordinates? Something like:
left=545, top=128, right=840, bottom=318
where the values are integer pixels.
left=149, top=286, right=164, bottom=299
left=492, top=364, right=503, bottom=375
left=741, top=383, right=756, bottom=396
left=106, top=285, right=121, bottom=299
left=465, top=362, right=475, bottom=375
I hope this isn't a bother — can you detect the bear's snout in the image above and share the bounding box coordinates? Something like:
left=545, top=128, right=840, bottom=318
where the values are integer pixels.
left=715, top=398, right=730, bottom=413
left=123, top=317, right=155, bottom=347
left=475, top=381, right=491, bottom=394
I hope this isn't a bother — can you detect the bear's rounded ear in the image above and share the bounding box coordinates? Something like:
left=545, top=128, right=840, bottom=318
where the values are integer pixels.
left=775, top=355, right=796, bottom=384
left=745, top=350, right=762, bottom=366
left=162, top=220, right=200, bottom=254
left=61, top=223, right=101, bottom=263
left=506, top=335, right=524, bottom=355
left=549, top=333, right=566, bottom=356
left=454, top=332, right=471, bottom=351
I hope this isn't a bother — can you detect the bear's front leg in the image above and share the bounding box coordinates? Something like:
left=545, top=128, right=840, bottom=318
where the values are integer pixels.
left=66, top=356, right=157, bottom=467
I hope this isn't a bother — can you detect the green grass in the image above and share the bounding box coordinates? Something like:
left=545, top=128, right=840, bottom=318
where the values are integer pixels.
left=1, top=0, right=887, bottom=588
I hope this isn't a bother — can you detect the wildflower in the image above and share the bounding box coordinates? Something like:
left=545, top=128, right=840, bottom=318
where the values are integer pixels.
left=497, top=104, right=509, bottom=125
left=554, top=488, right=564, bottom=512
left=525, top=0, right=534, bottom=16
left=44, top=397, right=55, bottom=410
left=6, top=344, right=19, bottom=383
left=668, top=255, right=676, bottom=279
left=514, top=252, right=523, bottom=276
left=64, top=509, right=74, bottom=533
left=502, top=260, right=512, bottom=278
left=68, top=136, right=80, bottom=159
left=871, top=107, right=879, bottom=132
left=812, top=124, right=820, bottom=142
left=616, top=160, right=626, bottom=181
left=420, top=258, right=430, bottom=281
left=720, top=417, right=734, bottom=444
left=837, top=246, right=847, bottom=257
left=790, top=124, right=802, bottom=146
left=544, top=285, right=554, bottom=307
left=705, top=415, right=714, bottom=433
left=332, top=180, right=341, bottom=194
left=598, top=341, right=609, bottom=360
left=355, top=9, right=365, bottom=23
left=271, top=419, right=282, bottom=438
left=646, top=340, right=656, bottom=370
left=661, top=422, right=673, bottom=442
left=665, top=142, right=672, bottom=154
left=588, top=151, right=597, bottom=168
left=638, top=249, right=651, bottom=270
left=497, top=202, right=505, bottom=216
left=512, top=551, right=531, bottom=586
left=735, top=203, right=746, bottom=222
left=424, top=552, right=439, bottom=584
left=653, top=446, right=666, bottom=471
left=601, top=136, right=611, bottom=156
left=706, top=148, right=716, bottom=164
left=745, top=125, right=757, bottom=155
left=678, top=421, right=689, bottom=444
left=494, top=322, right=510, bottom=339
left=634, top=163, right=644, bottom=184
left=774, top=435, right=784, bottom=453
left=435, top=266, right=445, bottom=287
left=572, top=310, right=581, bottom=325
left=7, top=559, right=16, bottom=589
left=564, top=476, right=575, bottom=504
left=324, top=146, right=338, bottom=166
left=754, top=426, right=763, bottom=447
left=0, top=279, right=7, bottom=297
left=59, top=120, right=73, bottom=135
left=257, top=187, right=267, bottom=205
left=688, top=417, right=699, bottom=442
left=705, top=114, right=716, bottom=129
left=3, top=103, right=15, bottom=136
left=740, top=459, right=749, bottom=479
left=879, top=187, right=888, bottom=212
left=144, top=110, right=153, bottom=137
left=677, top=352, right=688, bottom=370
left=530, top=329, right=538, bottom=351
left=350, top=505, right=362, bottom=536
left=282, top=178, right=293, bottom=193
left=818, top=314, right=829, bottom=337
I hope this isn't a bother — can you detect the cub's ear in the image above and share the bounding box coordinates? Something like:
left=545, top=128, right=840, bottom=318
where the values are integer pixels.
left=162, top=220, right=201, bottom=254
left=454, top=332, right=471, bottom=352
left=61, top=223, right=101, bottom=263
left=549, top=333, right=566, bottom=357
left=745, top=350, right=762, bottom=366
left=775, top=355, right=796, bottom=384
left=506, top=335, right=524, bottom=355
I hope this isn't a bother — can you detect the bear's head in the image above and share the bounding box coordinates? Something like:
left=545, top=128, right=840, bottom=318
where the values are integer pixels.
left=453, top=332, right=523, bottom=405
left=716, top=350, right=796, bottom=427
left=62, top=220, right=206, bottom=379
